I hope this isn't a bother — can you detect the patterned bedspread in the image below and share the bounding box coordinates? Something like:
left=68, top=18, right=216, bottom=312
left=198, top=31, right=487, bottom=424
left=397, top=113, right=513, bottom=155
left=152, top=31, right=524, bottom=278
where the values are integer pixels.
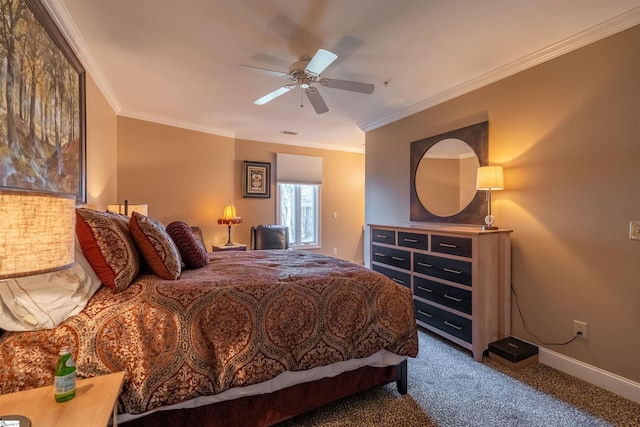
left=0, top=250, right=418, bottom=414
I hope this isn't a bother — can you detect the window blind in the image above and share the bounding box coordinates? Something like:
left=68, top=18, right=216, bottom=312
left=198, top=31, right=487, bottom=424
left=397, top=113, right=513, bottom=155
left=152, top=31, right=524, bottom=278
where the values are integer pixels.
left=276, top=153, right=323, bottom=184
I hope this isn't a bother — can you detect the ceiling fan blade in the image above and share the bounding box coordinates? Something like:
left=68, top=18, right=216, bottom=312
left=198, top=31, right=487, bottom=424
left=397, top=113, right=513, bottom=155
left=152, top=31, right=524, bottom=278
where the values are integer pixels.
left=305, top=87, right=329, bottom=114
left=254, top=85, right=295, bottom=105
left=236, top=65, right=289, bottom=78
left=305, top=49, right=338, bottom=76
left=321, top=78, right=375, bottom=94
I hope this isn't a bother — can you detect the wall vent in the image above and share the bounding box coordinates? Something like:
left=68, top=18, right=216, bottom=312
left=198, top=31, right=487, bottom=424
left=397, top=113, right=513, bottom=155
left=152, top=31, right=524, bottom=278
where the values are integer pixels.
left=280, top=130, right=298, bottom=135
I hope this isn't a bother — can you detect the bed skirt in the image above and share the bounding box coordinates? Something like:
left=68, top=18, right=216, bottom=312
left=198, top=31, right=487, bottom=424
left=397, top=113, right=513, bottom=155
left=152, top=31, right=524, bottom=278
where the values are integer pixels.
left=121, top=361, right=407, bottom=427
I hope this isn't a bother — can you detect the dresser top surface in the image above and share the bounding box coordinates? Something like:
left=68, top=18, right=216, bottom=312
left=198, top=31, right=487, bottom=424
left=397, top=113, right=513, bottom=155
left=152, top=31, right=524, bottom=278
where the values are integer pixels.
left=368, top=223, right=513, bottom=236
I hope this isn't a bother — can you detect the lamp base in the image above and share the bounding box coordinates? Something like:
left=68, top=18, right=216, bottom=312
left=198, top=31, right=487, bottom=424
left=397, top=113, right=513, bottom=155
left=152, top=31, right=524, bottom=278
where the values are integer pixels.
left=482, top=225, right=499, bottom=231
left=225, top=225, right=233, bottom=246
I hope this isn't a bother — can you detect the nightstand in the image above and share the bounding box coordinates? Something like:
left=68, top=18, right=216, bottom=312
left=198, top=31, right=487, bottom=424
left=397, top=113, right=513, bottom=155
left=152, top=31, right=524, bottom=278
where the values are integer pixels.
left=212, top=243, right=247, bottom=252
left=0, top=371, right=125, bottom=427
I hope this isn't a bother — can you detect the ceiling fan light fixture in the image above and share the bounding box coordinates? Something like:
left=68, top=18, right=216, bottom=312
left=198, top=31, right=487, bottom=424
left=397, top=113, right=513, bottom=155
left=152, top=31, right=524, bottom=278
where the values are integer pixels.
left=241, top=48, right=374, bottom=114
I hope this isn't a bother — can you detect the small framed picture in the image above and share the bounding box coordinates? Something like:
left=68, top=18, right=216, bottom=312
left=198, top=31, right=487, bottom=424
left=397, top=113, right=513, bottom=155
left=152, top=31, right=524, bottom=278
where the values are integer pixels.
left=243, top=161, right=271, bottom=198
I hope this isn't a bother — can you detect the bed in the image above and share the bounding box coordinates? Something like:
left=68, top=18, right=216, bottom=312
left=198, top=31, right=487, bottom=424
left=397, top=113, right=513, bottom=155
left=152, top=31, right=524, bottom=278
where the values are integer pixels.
left=0, top=209, right=418, bottom=426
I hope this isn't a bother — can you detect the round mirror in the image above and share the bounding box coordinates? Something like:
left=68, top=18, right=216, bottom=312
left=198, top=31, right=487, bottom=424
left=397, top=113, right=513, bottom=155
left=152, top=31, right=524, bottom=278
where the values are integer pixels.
left=415, top=138, right=479, bottom=217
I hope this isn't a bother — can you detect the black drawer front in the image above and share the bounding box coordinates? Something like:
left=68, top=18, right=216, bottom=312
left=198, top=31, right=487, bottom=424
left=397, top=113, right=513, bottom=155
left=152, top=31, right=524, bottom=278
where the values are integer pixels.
left=431, top=235, right=472, bottom=258
left=414, top=299, right=472, bottom=343
left=398, top=231, right=428, bottom=250
left=414, top=276, right=472, bottom=315
left=371, top=228, right=396, bottom=245
left=372, top=264, right=411, bottom=289
left=372, top=245, right=411, bottom=270
left=413, top=253, right=472, bottom=286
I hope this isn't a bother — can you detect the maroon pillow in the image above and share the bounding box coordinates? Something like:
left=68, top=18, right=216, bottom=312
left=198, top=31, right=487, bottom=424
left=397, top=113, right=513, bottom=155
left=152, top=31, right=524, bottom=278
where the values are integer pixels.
left=166, top=221, right=209, bottom=269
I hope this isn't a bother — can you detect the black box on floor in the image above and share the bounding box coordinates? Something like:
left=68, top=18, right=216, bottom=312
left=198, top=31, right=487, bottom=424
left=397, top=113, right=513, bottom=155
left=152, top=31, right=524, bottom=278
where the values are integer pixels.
left=488, top=337, right=538, bottom=370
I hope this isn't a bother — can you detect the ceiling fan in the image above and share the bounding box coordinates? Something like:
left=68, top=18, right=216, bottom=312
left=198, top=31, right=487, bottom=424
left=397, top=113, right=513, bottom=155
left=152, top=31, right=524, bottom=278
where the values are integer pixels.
left=238, top=49, right=375, bottom=114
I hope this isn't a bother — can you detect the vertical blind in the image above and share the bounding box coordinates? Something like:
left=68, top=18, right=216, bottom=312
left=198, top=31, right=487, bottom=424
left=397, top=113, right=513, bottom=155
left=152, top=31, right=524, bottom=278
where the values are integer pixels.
left=276, top=153, right=323, bottom=184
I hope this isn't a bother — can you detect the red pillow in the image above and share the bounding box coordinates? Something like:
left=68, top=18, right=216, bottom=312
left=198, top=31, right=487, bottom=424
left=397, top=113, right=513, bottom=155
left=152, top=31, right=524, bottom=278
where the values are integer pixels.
left=75, top=208, right=141, bottom=292
left=166, top=221, right=209, bottom=269
left=129, top=212, right=181, bottom=280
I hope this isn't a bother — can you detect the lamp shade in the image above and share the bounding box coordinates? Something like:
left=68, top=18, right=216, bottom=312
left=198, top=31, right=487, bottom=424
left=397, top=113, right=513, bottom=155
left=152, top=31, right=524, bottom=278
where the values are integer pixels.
left=107, top=201, right=148, bottom=217
left=218, top=203, right=242, bottom=225
left=0, top=190, right=75, bottom=279
left=222, top=204, right=237, bottom=220
left=476, top=166, right=504, bottom=190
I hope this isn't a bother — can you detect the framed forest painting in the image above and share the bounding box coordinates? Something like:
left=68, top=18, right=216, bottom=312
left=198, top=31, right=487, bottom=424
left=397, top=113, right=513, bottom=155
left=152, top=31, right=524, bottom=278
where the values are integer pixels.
left=0, top=0, right=86, bottom=202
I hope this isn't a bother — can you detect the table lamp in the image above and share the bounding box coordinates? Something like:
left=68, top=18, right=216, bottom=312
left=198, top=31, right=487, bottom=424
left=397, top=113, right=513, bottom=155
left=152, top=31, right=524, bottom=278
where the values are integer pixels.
left=217, top=203, right=242, bottom=246
left=0, top=190, right=76, bottom=426
left=476, top=165, right=504, bottom=230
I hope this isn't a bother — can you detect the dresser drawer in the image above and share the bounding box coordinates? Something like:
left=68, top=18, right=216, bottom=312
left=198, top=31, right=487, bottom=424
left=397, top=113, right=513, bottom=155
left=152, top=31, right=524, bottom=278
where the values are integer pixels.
left=372, top=264, right=411, bottom=289
left=414, top=253, right=472, bottom=286
left=371, top=228, right=396, bottom=245
left=431, top=235, right=472, bottom=258
left=414, top=299, right=472, bottom=343
left=372, top=245, right=411, bottom=271
left=398, top=231, right=428, bottom=250
left=414, top=276, right=472, bottom=315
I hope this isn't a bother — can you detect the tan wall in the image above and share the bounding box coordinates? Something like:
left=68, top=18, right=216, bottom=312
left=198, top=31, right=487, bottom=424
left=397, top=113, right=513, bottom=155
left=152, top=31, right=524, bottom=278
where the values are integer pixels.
left=366, top=25, right=640, bottom=382
left=84, top=75, right=117, bottom=209
left=116, top=117, right=235, bottom=249
left=115, top=123, right=365, bottom=263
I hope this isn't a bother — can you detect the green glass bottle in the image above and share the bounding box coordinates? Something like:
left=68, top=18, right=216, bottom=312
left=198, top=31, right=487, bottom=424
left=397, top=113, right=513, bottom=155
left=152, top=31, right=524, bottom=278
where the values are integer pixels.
left=54, top=346, right=76, bottom=402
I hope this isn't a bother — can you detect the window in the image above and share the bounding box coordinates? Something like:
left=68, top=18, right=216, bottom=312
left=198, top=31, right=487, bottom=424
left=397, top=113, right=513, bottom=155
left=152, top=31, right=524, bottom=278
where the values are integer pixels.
left=278, top=183, right=320, bottom=248
left=276, top=153, right=323, bottom=249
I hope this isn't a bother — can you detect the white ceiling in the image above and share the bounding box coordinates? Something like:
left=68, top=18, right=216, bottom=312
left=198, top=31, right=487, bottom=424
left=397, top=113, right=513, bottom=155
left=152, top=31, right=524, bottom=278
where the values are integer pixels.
left=45, top=0, right=640, bottom=153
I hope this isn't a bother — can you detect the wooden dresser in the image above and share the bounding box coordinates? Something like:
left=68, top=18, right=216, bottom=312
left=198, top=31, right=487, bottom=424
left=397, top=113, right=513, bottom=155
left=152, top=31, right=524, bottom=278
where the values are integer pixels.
left=369, top=224, right=512, bottom=361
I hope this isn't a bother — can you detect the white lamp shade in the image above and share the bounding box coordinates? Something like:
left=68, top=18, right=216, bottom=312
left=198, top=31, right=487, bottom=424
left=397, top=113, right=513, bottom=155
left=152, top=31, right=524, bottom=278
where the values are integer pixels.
left=107, top=202, right=148, bottom=217
left=476, top=166, right=504, bottom=190
left=0, top=190, right=76, bottom=279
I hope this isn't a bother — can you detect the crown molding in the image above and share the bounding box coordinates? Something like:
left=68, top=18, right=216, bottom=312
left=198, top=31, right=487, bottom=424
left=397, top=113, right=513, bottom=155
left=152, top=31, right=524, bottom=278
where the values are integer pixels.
left=361, top=7, right=640, bottom=133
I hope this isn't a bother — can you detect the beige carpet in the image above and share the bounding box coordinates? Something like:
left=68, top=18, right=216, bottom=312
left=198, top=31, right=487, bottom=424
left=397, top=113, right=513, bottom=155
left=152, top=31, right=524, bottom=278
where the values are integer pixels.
left=277, top=328, right=640, bottom=426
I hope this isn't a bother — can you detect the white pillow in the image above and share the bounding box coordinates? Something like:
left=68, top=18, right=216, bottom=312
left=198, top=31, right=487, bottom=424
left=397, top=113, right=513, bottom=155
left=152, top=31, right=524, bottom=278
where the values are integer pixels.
left=0, top=247, right=102, bottom=331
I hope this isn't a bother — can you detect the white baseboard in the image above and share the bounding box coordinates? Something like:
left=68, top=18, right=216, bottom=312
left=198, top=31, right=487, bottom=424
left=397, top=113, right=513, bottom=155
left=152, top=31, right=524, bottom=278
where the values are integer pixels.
left=539, top=347, right=640, bottom=404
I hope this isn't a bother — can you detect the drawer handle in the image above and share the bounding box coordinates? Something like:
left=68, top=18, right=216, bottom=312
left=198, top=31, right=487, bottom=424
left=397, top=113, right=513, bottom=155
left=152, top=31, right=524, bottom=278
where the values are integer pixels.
left=417, top=286, right=433, bottom=293
left=439, top=243, right=458, bottom=248
left=417, top=262, right=433, bottom=268
left=391, top=278, right=405, bottom=284
left=444, top=321, right=463, bottom=330
left=403, top=238, right=418, bottom=243
left=374, top=252, right=386, bottom=257
left=376, top=235, right=388, bottom=239
left=418, top=310, right=433, bottom=318
left=444, top=294, right=463, bottom=302
left=443, top=268, right=462, bottom=275
left=392, top=256, right=406, bottom=262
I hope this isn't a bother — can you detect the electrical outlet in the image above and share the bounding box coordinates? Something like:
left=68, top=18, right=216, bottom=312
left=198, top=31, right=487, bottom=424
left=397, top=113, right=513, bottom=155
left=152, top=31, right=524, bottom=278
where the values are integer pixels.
left=573, top=320, right=588, bottom=340
left=629, top=221, right=640, bottom=240
left=332, top=248, right=338, bottom=255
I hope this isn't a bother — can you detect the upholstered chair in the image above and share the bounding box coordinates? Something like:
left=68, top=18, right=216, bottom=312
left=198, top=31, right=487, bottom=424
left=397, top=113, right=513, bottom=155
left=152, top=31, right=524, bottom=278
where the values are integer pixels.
left=250, top=225, right=290, bottom=250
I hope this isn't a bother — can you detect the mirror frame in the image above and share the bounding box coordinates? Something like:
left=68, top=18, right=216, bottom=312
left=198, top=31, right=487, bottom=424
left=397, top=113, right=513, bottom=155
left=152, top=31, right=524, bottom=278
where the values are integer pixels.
left=410, top=121, right=488, bottom=224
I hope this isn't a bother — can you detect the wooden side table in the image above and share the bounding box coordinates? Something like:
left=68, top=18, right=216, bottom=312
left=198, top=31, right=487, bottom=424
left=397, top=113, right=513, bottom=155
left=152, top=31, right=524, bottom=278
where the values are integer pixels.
left=212, top=243, right=247, bottom=252
left=0, top=371, right=125, bottom=427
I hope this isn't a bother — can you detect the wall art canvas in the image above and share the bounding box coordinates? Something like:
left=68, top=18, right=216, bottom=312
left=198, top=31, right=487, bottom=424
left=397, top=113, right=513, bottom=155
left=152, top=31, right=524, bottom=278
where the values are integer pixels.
left=0, top=0, right=86, bottom=202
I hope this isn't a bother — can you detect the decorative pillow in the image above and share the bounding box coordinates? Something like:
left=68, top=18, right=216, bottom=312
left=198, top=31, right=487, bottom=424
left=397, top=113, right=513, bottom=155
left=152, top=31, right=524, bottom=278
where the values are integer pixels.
left=190, top=226, right=208, bottom=253
left=166, top=222, right=209, bottom=269
left=76, top=208, right=141, bottom=292
left=0, top=247, right=102, bottom=331
left=130, top=212, right=181, bottom=280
